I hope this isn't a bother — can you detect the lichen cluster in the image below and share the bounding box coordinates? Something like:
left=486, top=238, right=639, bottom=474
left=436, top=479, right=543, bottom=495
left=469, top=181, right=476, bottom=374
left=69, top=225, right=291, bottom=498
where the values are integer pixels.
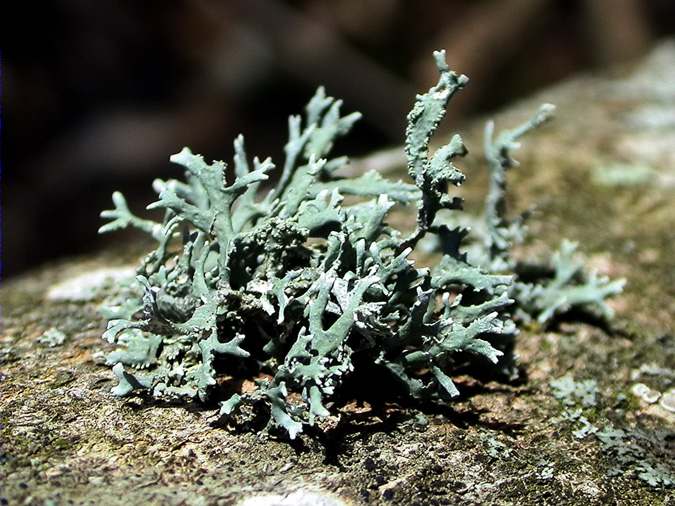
left=100, top=51, right=623, bottom=438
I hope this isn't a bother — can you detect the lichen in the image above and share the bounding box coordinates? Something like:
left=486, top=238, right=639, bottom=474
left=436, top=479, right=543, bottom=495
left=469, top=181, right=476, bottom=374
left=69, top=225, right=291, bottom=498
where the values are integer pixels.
left=465, top=106, right=626, bottom=324
left=597, top=426, right=674, bottom=488
left=549, top=375, right=598, bottom=408
left=550, top=376, right=674, bottom=489
left=36, top=328, right=67, bottom=348
left=99, top=50, right=623, bottom=438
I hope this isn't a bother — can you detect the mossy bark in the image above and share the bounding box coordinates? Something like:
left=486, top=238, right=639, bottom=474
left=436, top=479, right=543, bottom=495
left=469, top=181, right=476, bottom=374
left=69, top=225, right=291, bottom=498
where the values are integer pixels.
left=2, top=42, right=674, bottom=505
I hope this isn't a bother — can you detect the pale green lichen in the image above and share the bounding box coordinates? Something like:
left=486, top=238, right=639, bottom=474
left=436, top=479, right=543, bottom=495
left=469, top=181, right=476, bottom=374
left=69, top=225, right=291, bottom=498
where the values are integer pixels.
left=37, top=328, right=67, bottom=348
left=99, top=50, right=623, bottom=438
left=592, top=162, right=656, bottom=187
left=597, top=427, right=674, bottom=488
left=470, top=106, right=626, bottom=324
left=550, top=376, right=674, bottom=488
left=550, top=375, right=598, bottom=408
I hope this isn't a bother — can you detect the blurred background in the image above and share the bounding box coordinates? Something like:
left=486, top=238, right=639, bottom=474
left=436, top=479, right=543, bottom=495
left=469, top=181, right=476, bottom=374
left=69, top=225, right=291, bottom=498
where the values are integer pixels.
left=4, top=0, right=675, bottom=279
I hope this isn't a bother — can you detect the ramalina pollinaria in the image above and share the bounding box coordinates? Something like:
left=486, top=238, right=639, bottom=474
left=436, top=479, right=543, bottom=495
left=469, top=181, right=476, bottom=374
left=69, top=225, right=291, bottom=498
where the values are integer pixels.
left=100, top=50, right=624, bottom=438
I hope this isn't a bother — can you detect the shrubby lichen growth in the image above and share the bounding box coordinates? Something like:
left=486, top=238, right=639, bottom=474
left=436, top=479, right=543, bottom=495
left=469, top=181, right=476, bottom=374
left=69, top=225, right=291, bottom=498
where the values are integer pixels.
left=100, top=51, right=623, bottom=438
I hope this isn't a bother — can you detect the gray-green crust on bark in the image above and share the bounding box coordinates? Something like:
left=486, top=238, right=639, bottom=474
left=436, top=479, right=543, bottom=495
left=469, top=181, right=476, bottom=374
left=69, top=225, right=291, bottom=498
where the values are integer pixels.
left=2, top=42, right=674, bottom=505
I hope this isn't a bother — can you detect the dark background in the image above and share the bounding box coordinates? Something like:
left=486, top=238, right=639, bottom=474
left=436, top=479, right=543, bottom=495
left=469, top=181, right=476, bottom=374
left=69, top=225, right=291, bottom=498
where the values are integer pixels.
left=4, top=0, right=675, bottom=279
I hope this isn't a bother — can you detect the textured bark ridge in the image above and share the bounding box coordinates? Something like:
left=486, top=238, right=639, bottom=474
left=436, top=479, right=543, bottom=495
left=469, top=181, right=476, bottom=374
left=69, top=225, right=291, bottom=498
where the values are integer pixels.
left=2, top=42, right=674, bottom=505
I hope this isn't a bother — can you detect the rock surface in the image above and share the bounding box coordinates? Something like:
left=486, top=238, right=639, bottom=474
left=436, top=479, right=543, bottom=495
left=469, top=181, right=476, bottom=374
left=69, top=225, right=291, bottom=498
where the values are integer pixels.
left=2, top=42, right=674, bottom=505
